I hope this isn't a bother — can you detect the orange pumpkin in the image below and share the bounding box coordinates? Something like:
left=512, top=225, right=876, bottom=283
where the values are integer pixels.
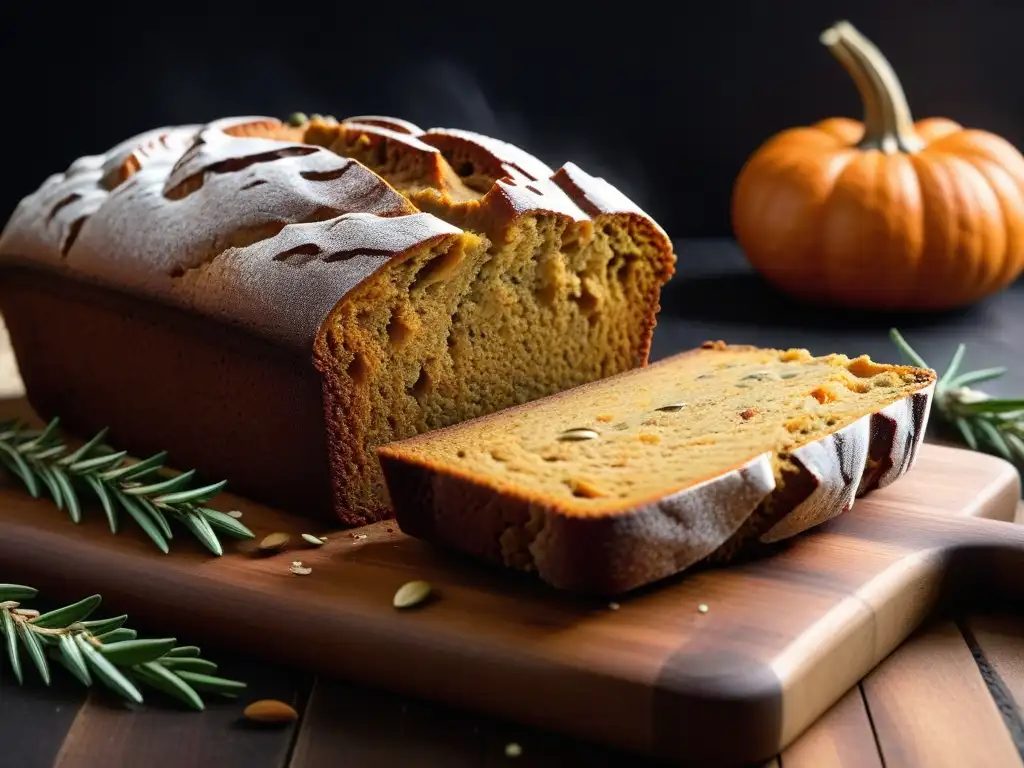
left=731, top=20, right=1024, bottom=311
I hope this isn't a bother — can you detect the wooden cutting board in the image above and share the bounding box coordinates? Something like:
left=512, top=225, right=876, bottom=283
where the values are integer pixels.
left=0, top=395, right=1022, bottom=767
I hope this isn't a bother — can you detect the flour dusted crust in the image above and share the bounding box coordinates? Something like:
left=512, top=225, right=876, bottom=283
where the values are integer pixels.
left=761, top=383, right=934, bottom=544
left=0, top=114, right=667, bottom=352
left=0, top=114, right=674, bottom=523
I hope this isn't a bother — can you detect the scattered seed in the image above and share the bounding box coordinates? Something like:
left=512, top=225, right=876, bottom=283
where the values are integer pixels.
left=557, top=428, right=599, bottom=442
left=319, top=535, right=328, bottom=542
left=394, top=580, right=432, bottom=609
left=301, top=533, right=324, bottom=547
left=285, top=112, right=308, bottom=127
left=608, top=602, right=620, bottom=611
left=243, top=699, right=299, bottom=724
left=290, top=561, right=312, bottom=575
left=655, top=402, right=686, bottom=412
left=354, top=534, right=368, bottom=540
left=258, top=532, right=290, bottom=553
left=698, top=603, right=709, bottom=614
left=227, top=510, right=244, bottom=519
left=505, top=742, right=523, bottom=758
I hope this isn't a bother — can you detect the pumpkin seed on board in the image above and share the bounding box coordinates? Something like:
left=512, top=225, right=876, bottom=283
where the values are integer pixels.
left=243, top=699, right=298, bottom=724
left=258, top=532, right=290, bottom=553
left=301, top=533, right=324, bottom=547
left=393, top=580, right=432, bottom=609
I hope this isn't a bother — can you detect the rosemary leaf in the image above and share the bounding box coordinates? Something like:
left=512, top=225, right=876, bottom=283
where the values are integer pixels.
left=79, top=614, right=128, bottom=635
left=35, top=465, right=64, bottom=510
left=0, top=443, right=38, bottom=497
left=124, top=470, right=196, bottom=498
left=21, top=418, right=61, bottom=452
left=98, top=638, right=177, bottom=666
left=50, top=468, right=81, bottom=523
left=154, top=480, right=227, bottom=506
left=959, top=398, right=1024, bottom=415
left=1005, top=432, right=1024, bottom=463
left=2, top=608, right=23, bottom=684
left=84, top=475, right=118, bottom=533
left=17, top=622, right=51, bottom=684
left=113, top=490, right=170, bottom=554
left=95, top=628, right=138, bottom=644
left=955, top=418, right=979, bottom=451
left=32, top=595, right=102, bottom=629
left=175, top=511, right=223, bottom=556
left=166, top=645, right=202, bottom=658
left=132, top=661, right=204, bottom=711
left=75, top=634, right=144, bottom=704
left=975, top=419, right=1013, bottom=462
left=29, top=444, right=67, bottom=462
left=889, top=328, right=931, bottom=369
left=0, top=584, right=38, bottom=602
left=57, top=634, right=92, bottom=686
left=59, top=427, right=110, bottom=466
left=70, top=451, right=128, bottom=474
left=198, top=507, right=255, bottom=539
left=157, top=656, right=218, bottom=674
left=101, top=452, right=168, bottom=482
left=137, top=497, right=173, bottom=540
left=173, top=669, right=247, bottom=694
left=948, top=367, right=1007, bottom=389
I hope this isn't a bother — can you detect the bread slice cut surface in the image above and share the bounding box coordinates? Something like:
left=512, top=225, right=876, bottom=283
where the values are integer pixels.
left=377, top=342, right=936, bottom=594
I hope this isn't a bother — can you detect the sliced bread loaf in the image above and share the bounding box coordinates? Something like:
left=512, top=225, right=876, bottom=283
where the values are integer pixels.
left=0, top=115, right=674, bottom=525
left=377, top=341, right=936, bottom=594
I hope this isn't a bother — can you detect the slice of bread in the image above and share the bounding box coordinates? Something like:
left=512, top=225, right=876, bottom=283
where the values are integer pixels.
left=377, top=341, right=936, bottom=594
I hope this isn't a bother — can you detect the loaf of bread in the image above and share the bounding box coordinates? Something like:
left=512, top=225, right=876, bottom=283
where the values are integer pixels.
left=377, top=341, right=936, bottom=594
left=0, top=115, right=675, bottom=525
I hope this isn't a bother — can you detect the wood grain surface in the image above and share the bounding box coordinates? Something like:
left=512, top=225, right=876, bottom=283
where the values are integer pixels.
left=0, top=382, right=1021, bottom=766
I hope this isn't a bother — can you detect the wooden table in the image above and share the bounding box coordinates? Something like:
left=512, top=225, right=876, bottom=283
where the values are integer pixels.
left=3, top=239, right=1024, bottom=768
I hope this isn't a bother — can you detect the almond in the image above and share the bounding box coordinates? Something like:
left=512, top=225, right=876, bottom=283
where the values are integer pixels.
left=243, top=699, right=298, bottom=724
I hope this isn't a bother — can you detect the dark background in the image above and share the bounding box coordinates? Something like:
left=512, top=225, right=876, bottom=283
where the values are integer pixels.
left=3, top=1, right=1021, bottom=240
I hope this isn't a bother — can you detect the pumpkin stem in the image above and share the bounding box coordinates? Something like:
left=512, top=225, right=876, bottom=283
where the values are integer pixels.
left=820, top=21, right=924, bottom=153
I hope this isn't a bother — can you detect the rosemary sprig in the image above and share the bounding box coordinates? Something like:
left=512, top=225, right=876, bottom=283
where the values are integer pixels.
left=0, top=417, right=254, bottom=555
left=0, top=584, right=245, bottom=709
left=890, top=328, right=1024, bottom=465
